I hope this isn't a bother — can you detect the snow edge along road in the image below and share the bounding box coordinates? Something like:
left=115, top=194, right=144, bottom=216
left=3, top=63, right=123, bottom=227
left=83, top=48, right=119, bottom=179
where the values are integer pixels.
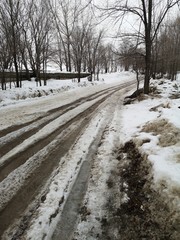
left=5, top=88, right=127, bottom=239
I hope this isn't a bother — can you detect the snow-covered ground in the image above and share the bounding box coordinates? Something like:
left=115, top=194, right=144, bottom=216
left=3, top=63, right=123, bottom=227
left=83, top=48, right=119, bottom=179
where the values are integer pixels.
left=73, top=77, right=180, bottom=239
left=0, top=72, right=135, bottom=131
left=121, top=79, right=180, bottom=194
left=0, top=71, right=180, bottom=239
left=0, top=72, right=133, bottom=107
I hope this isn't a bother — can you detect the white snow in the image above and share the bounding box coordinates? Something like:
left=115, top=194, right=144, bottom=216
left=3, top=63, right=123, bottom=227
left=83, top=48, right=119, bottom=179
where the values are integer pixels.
left=25, top=90, right=125, bottom=240
left=0, top=72, right=135, bottom=130
left=120, top=77, right=180, bottom=206
left=0, top=71, right=180, bottom=238
left=26, top=108, right=109, bottom=240
left=0, top=92, right=109, bottom=168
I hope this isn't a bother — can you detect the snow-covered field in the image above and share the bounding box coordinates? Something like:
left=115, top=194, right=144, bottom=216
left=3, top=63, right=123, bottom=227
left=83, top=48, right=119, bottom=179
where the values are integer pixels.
left=0, top=71, right=179, bottom=239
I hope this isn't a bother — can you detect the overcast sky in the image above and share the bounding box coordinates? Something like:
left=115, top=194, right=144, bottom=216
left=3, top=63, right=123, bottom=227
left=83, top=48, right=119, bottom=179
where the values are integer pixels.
left=89, top=0, right=180, bottom=45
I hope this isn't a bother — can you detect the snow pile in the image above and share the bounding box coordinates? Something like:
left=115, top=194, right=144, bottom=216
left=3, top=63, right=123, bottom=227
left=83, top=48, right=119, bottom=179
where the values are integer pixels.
left=0, top=71, right=135, bottom=107
left=0, top=79, right=96, bottom=106
left=120, top=77, right=180, bottom=208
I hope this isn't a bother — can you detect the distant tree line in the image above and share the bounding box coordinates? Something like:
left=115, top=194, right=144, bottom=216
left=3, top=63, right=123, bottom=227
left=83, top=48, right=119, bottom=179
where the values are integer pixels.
left=115, top=15, right=180, bottom=81
left=0, top=0, right=179, bottom=92
left=0, top=0, right=117, bottom=90
left=151, top=16, right=180, bottom=81
left=100, top=0, right=180, bottom=94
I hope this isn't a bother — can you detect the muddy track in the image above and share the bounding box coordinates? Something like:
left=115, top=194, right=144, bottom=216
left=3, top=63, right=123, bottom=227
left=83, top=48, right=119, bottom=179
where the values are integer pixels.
left=0, top=85, right=127, bottom=183
left=0, top=82, right=136, bottom=238
left=0, top=83, right=127, bottom=138
left=0, top=118, right=88, bottom=238
left=0, top=84, right=126, bottom=157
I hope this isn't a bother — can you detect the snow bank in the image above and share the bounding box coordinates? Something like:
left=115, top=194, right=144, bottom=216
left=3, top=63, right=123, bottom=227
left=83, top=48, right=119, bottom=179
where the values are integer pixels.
left=0, top=79, right=96, bottom=107
left=120, top=77, right=180, bottom=209
left=0, top=72, right=135, bottom=108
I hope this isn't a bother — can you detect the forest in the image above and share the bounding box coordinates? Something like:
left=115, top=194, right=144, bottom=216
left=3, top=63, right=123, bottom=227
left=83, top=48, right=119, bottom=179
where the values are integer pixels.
left=0, top=0, right=180, bottom=91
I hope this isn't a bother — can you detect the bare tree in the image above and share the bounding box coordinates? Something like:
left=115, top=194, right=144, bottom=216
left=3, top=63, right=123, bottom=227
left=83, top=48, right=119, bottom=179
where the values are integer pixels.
left=118, top=38, right=135, bottom=71
left=85, top=28, right=103, bottom=79
left=151, top=15, right=180, bottom=80
left=0, top=27, right=13, bottom=89
left=26, top=0, right=52, bottom=86
left=97, top=0, right=180, bottom=94
left=51, top=36, right=64, bottom=71
left=71, top=24, right=89, bottom=82
left=49, top=0, right=80, bottom=72
left=0, top=0, right=23, bottom=88
left=166, top=16, right=180, bottom=80
left=96, top=44, right=117, bottom=74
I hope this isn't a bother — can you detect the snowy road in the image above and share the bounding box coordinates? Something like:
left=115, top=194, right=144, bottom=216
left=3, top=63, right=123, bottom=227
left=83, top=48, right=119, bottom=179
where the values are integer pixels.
left=0, top=80, right=136, bottom=239
left=0, top=73, right=179, bottom=239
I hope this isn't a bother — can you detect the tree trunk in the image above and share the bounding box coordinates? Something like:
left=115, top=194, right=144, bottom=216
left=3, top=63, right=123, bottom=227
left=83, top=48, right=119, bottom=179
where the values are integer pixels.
left=14, top=56, right=20, bottom=88
left=23, top=60, right=31, bottom=81
left=12, top=33, right=20, bottom=88
left=144, top=45, right=151, bottom=94
left=143, top=0, right=152, bottom=94
left=1, top=69, right=6, bottom=90
left=77, top=59, right=81, bottom=83
left=67, top=37, right=72, bottom=72
left=78, top=66, right=81, bottom=83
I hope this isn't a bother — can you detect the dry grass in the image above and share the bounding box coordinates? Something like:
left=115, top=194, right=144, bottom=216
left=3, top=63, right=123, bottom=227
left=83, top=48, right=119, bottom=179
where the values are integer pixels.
left=142, top=119, right=180, bottom=147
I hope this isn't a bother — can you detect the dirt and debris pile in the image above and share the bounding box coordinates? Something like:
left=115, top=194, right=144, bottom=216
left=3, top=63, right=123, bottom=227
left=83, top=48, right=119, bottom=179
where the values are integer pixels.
left=101, top=141, right=180, bottom=240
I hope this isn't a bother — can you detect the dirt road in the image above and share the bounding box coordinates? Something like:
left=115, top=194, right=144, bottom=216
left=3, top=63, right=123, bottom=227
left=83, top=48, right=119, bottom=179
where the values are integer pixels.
left=0, top=81, right=136, bottom=239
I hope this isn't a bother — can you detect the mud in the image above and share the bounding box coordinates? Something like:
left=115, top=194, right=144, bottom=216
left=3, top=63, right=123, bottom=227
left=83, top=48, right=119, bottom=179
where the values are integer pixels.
left=0, top=87, right=121, bottom=183
left=0, top=122, right=85, bottom=238
left=1, top=91, right=114, bottom=238
left=0, top=81, right=137, bottom=238
left=0, top=85, right=119, bottom=157
left=101, top=141, right=180, bottom=240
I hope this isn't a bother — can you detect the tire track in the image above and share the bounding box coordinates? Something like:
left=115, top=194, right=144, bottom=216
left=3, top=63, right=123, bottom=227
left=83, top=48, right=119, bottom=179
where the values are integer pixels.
left=0, top=84, right=117, bottom=138
left=0, top=81, right=136, bottom=238
left=0, top=81, right=136, bottom=182
left=0, top=85, right=119, bottom=156
left=0, top=81, right=135, bottom=138
left=0, top=87, right=122, bottom=183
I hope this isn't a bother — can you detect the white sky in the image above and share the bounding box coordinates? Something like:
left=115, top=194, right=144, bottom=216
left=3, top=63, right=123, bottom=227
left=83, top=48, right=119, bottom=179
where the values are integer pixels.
left=89, top=0, right=180, bottom=44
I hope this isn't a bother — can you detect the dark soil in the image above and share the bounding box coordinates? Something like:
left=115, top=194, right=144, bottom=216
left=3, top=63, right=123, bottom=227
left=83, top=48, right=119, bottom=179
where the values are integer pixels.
left=101, top=141, right=180, bottom=240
